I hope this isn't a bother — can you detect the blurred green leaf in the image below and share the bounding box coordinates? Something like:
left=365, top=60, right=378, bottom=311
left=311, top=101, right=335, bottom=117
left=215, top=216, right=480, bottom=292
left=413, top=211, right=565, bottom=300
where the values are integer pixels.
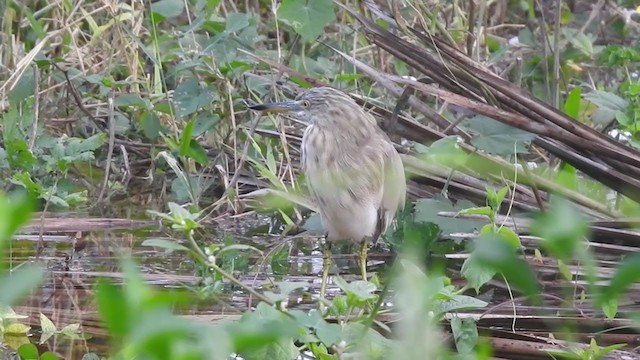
left=556, top=162, right=578, bottom=191
left=39, top=313, right=57, bottom=334
left=114, top=94, right=148, bottom=108
left=584, top=90, right=628, bottom=113
left=174, top=78, right=218, bottom=118
left=277, top=0, right=336, bottom=42
left=150, top=0, right=184, bottom=18
left=5, top=322, right=30, bottom=334
left=271, top=244, right=290, bottom=275
left=416, top=136, right=468, bottom=168
left=9, top=70, right=35, bottom=105
left=315, top=321, right=341, bottom=347
left=570, top=33, right=594, bottom=57
left=141, top=111, right=162, bottom=141
left=564, top=87, right=582, bottom=118
left=192, top=114, right=219, bottom=137
left=465, top=116, right=536, bottom=155
left=461, top=255, right=496, bottom=292
left=473, top=235, right=541, bottom=304
left=141, top=238, right=190, bottom=252
left=451, top=317, right=478, bottom=354
left=0, top=264, right=45, bottom=306
left=434, top=293, right=488, bottom=314
left=302, top=212, right=325, bottom=235
left=414, top=195, right=486, bottom=237
left=601, top=253, right=640, bottom=308
left=0, top=192, right=34, bottom=243
left=531, top=196, right=589, bottom=260
left=95, top=279, right=131, bottom=337
left=241, top=338, right=299, bottom=360
left=334, top=277, right=376, bottom=301
left=601, top=298, right=618, bottom=320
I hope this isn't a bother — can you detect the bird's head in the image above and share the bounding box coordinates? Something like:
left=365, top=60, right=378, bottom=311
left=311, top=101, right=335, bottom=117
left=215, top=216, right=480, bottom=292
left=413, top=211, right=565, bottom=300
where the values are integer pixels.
left=248, top=87, right=367, bottom=129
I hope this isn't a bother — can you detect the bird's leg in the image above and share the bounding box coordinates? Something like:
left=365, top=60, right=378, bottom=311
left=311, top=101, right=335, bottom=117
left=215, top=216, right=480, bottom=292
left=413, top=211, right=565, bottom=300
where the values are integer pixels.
left=359, top=241, right=368, bottom=281
left=320, top=241, right=332, bottom=302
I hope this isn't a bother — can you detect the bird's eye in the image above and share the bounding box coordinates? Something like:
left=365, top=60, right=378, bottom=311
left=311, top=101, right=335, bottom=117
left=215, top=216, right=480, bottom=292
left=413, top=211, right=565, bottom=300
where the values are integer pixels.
left=301, top=100, right=311, bottom=108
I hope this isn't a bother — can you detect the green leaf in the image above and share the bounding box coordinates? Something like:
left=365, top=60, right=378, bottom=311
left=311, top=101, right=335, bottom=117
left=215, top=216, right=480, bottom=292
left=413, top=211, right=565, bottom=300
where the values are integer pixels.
left=192, top=114, right=219, bottom=137
left=556, top=162, right=578, bottom=191
left=5, top=322, right=30, bottom=334
left=225, top=12, right=251, bottom=33
left=174, top=78, right=218, bottom=118
left=276, top=282, right=306, bottom=297
left=40, top=313, right=57, bottom=333
left=461, top=255, right=496, bottom=292
left=179, top=118, right=197, bottom=156
left=583, top=90, right=628, bottom=112
left=270, top=244, right=290, bottom=275
left=563, top=87, right=581, bottom=118
left=60, top=323, right=80, bottom=336
left=150, top=0, right=184, bottom=18
left=495, top=226, right=521, bottom=249
left=141, top=238, right=190, bottom=252
left=240, top=338, right=299, bottom=360
left=416, top=136, right=468, bottom=168
left=473, top=235, right=541, bottom=304
left=531, top=196, right=589, bottom=260
left=81, top=353, right=101, bottom=360
left=17, top=343, right=39, bottom=360
left=186, top=140, right=209, bottom=165
left=40, top=352, right=60, bottom=360
left=435, top=293, right=488, bottom=314
left=333, top=277, right=377, bottom=301
left=593, top=343, right=627, bottom=358
left=601, top=253, right=640, bottom=307
left=21, top=6, right=46, bottom=39
left=457, top=206, right=493, bottom=218
left=315, top=321, right=342, bottom=347
left=95, top=279, right=131, bottom=336
left=557, top=259, right=573, bottom=281
left=465, top=116, right=536, bottom=155
left=277, top=0, right=336, bottom=42
left=451, top=318, right=478, bottom=354
left=601, top=297, right=618, bottom=320
left=570, top=33, right=594, bottom=56
left=9, top=70, right=35, bottom=105
left=114, top=94, right=147, bottom=108
left=141, top=111, right=162, bottom=141
left=302, top=212, right=325, bottom=235
left=414, top=195, right=486, bottom=237
left=77, top=133, right=108, bottom=153
left=0, top=192, right=35, bottom=243
left=0, top=264, right=45, bottom=306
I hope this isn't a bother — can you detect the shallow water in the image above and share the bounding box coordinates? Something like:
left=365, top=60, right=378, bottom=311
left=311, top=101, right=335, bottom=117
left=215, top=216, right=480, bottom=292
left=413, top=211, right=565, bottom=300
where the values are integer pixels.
left=5, top=213, right=392, bottom=359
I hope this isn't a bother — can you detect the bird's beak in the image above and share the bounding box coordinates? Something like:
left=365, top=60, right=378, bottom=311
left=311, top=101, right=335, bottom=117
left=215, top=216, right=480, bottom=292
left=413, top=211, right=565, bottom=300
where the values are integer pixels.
left=248, top=100, right=304, bottom=113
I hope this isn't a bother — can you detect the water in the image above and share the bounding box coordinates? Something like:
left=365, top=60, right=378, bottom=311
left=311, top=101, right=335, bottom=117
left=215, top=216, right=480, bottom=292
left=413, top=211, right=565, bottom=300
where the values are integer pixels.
left=4, top=213, right=385, bottom=359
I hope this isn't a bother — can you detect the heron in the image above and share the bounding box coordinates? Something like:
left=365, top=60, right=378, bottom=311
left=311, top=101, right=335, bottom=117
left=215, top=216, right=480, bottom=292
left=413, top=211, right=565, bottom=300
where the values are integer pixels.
left=248, top=87, right=406, bottom=299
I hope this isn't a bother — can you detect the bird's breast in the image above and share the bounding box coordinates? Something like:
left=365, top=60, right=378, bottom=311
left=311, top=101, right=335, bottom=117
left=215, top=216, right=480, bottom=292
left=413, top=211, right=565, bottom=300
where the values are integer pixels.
left=301, top=126, right=385, bottom=241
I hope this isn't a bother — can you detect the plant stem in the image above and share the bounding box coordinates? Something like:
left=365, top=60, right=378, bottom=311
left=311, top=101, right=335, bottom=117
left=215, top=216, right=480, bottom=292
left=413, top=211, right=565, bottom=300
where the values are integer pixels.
left=186, top=230, right=274, bottom=305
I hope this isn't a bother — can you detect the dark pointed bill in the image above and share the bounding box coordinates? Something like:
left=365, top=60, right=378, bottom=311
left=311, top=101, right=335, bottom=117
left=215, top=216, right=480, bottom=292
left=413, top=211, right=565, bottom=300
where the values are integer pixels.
left=247, top=101, right=304, bottom=113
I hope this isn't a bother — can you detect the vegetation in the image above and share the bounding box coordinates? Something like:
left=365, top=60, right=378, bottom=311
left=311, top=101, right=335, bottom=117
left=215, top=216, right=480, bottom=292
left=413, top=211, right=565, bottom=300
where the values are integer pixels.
left=1, top=0, right=640, bottom=359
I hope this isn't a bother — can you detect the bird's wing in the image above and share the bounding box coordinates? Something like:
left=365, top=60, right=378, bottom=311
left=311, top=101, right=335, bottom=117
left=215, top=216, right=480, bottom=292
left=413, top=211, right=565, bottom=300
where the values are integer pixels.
left=371, top=136, right=406, bottom=242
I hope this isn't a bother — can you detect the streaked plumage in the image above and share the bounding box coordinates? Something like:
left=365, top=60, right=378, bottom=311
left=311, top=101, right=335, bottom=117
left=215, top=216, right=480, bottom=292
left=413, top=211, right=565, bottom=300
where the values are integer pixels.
left=297, top=87, right=406, bottom=245
left=248, top=86, right=406, bottom=299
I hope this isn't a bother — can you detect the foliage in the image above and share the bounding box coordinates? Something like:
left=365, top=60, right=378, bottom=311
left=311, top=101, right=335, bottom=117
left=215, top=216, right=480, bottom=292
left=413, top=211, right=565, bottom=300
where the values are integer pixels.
left=1, top=0, right=640, bottom=359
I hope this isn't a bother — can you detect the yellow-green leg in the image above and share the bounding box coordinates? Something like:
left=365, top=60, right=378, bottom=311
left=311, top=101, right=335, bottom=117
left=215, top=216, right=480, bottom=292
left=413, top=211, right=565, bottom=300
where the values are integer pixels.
left=359, top=241, right=368, bottom=281
left=320, top=242, right=332, bottom=301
